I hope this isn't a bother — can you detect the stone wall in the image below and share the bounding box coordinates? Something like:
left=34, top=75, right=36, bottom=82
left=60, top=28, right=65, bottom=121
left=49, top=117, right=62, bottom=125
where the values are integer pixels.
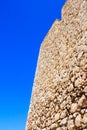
left=26, top=0, right=87, bottom=129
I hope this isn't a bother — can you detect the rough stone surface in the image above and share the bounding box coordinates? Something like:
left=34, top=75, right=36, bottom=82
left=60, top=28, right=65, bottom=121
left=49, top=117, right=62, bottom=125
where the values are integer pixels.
left=26, top=0, right=87, bottom=129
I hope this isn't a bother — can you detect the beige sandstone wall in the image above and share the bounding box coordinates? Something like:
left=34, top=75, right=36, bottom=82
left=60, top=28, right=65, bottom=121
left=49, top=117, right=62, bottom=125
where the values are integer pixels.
left=26, top=0, right=87, bottom=129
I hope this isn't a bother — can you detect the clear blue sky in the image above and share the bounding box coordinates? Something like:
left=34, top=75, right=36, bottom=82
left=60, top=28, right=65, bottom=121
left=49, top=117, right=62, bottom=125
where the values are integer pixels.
left=0, top=0, right=66, bottom=130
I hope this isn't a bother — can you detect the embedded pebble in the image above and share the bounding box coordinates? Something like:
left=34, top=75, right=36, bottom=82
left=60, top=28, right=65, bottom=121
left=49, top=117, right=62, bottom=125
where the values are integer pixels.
left=82, top=113, right=87, bottom=124
left=56, top=128, right=62, bottom=130
left=78, top=95, right=86, bottom=106
left=67, top=119, right=74, bottom=130
left=68, top=84, right=74, bottom=92
left=50, top=123, right=57, bottom=129
left=70, top=103, right=78, bottom=113
left=60, top=110, right=67, bottom=119
left=55, top=113, right=60, bottom=121
left=83, top=86, right=87, bottom=93
left=75, top=114, right=82, bottom=127
left=60, top=117, right=67, bottom=125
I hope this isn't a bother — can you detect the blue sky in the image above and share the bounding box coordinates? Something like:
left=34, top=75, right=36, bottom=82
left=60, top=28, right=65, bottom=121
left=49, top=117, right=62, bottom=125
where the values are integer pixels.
left=0, top=0, right=66, bottom=130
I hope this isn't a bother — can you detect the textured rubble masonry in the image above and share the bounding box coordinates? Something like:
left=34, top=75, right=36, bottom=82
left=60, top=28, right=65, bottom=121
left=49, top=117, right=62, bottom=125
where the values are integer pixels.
left=26, top=0, right=87, bottom=130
